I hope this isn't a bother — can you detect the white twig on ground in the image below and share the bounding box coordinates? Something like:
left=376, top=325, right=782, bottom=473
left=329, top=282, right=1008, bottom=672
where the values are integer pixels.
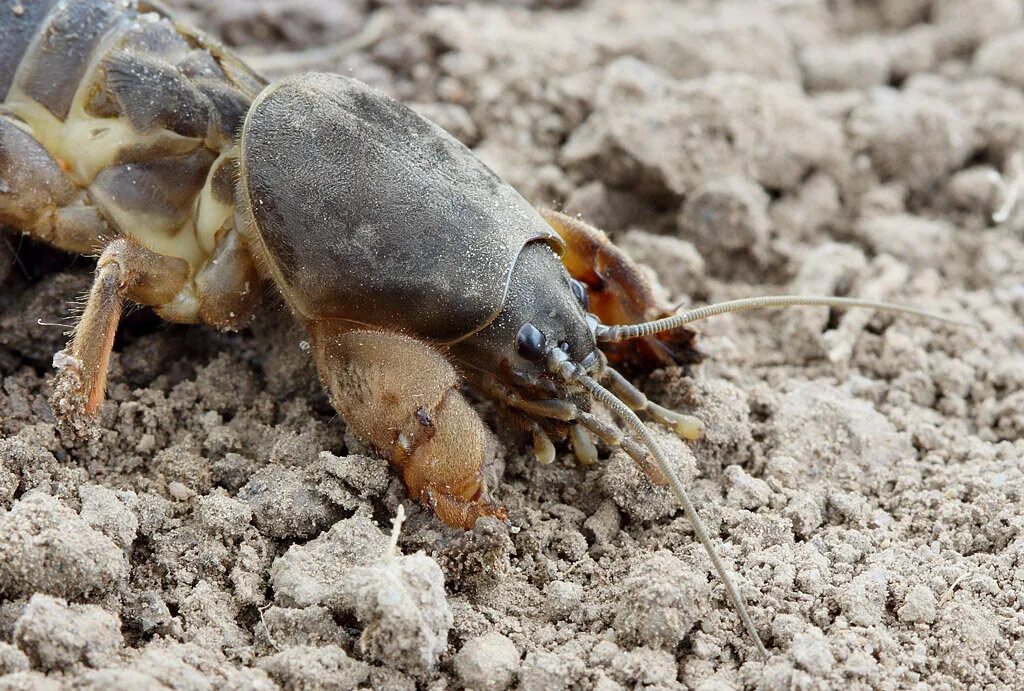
left=387, top=504, right=406, bottom=559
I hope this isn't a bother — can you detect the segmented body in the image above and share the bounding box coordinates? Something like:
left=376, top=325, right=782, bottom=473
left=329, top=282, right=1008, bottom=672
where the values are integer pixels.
left=1, top=0, right=264, bottom=325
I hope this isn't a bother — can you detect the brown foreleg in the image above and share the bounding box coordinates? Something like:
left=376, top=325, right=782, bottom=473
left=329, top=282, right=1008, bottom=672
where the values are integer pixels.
left=308, top=324, right=507, bottom=529
left=540, top=208, right=700, bottom=370
left=52, top=239, right=189, bottom=428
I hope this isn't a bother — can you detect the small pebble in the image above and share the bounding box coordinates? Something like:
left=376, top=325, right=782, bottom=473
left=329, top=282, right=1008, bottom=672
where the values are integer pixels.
left=454, top=632, right=520, bottom=691
left=898, top=584, right=938, bottom=624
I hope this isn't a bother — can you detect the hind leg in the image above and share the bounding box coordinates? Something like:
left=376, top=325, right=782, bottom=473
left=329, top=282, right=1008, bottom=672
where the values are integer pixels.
left=0, top=114, right=191, bottom=429
left=51, top=238, right=189, bottom=432
left=540, top=209, right=700, bottom=370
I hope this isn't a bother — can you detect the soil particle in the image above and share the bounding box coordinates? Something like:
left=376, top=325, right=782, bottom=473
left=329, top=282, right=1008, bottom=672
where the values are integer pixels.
left=837, top=570, right=889, bottom=627
left=600, top=431, right=696, bottom=523
left=848, top=87, right=976, bottom=193
left=974, top=28, right=1024, bottom=88
left=612, top=550, right=712, bottom=649
left=238, top=464, right=343, bottom=540
left=542, top=580, right=584, bottom=620
left=562, top=61, right=842, bottom=200
left=769, top=382, right=911, bottom=476
left=121, top=639, right=276, bottom=689
left=0, top=645, right=28, bottom=676
left=194, top=493, right=253, bottom=539
left=933, top=0, right=1024, bottom=53
left=616, top=4, right=799, bottom=83
left=255, top=605, right=349, bottom=652
left=788, top=630, right=834, bottom=676
left=801, top=38, right=892, bottom=93
left=0, top=671, right=62, bottom=690
left=78, top=485, right=139, bottom=549
left=897, top=583, right=938, bottom=624
left=454, top=632, right=520, bottom=691
left=348, top=553, right=453, bottom=674
left=436, top=516, right=515, bottom=590
left=270, top=515, right=388, bottom=610
left=258, top=644, right=371, bottom=690
left=0, top=493, right=128, bottom=601
left=853, top=213, right=954, bottom=269
left=947, top=165, right=1004, bottom=215
left=618, top=230, right=706, bottom=301
left=678, top=176, right=773, bottom=277
left=13, top=594, right=123, bottom=673
left=518, top=647, right=587, bottom=691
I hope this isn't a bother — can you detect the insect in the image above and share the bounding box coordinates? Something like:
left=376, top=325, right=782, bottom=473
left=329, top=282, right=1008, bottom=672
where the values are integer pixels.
left=1, top=0, right=965, bottom=656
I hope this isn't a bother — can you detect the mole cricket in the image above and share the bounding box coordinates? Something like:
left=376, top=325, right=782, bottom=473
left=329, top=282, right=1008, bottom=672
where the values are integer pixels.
left=0, top=0, right=966, bottom=655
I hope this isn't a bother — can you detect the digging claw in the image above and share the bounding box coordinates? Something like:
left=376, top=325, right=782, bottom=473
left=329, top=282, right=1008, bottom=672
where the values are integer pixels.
left=428, top=489, right=509, bottom=530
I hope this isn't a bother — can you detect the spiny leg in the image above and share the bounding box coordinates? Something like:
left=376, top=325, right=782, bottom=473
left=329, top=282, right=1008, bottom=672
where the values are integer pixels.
left=475, top=380, right=560, bottom=465
left=503, top=386, right=633, bottom=469
left=52, top=239, right=189, bottom=428
left=540, top=208, right=700, bottom=370
left=308, top=325, right=507, bottom=529
left=502, top=389, right=601, bottom=467
left=0, top=115, right=267, bottom=423
left=498, top=389, right=577, bottom=422
left=0, top=113, right=185, bottom=429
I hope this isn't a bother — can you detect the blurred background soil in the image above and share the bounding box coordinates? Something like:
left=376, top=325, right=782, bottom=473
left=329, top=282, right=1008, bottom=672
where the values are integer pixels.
left=2, top=0, right=1024, bottom=689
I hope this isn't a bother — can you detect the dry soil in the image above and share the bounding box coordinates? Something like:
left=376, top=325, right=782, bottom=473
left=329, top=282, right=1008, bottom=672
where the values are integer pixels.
left=2, top=0, right=1024, bottom=689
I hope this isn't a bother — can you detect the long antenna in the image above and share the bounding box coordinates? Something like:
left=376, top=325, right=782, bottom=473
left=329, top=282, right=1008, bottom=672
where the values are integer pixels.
left=596, top=295, right=972, bottom=342
left=549, top=352, right=768, bottom=658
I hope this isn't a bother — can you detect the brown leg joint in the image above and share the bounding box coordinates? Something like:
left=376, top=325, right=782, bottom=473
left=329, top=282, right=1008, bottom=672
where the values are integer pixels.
left=50, top=238, right=188, bottom=432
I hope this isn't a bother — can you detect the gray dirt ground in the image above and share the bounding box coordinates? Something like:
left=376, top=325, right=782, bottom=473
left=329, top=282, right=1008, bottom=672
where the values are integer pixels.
left=2, top=0, right=1024, bottom=689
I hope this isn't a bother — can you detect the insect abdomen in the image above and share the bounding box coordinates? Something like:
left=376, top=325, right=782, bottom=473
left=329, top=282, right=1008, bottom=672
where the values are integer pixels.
left=2, top=0, right=265, bottom=271
left=0, top=0, right=62, bottom=102
left=9, top=0, right=134, bottom=122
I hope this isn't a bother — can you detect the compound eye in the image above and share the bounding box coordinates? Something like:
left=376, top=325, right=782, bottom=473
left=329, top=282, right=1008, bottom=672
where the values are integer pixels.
left=570, top=279, right=589, bottom=310
left=515, top=323, right=547, bottom=361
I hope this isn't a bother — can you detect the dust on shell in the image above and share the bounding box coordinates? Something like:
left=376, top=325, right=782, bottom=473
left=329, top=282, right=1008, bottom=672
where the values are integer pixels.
left=2, top=0, right=1023, bottom=688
